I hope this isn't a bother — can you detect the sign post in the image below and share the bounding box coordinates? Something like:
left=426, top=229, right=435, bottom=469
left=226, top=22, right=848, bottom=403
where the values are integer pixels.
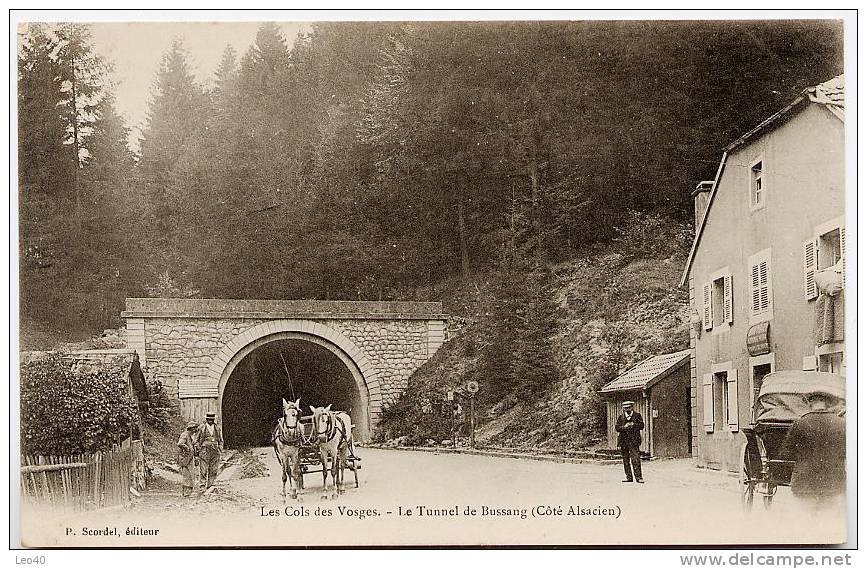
left=466, top=381, right=479, bottom=449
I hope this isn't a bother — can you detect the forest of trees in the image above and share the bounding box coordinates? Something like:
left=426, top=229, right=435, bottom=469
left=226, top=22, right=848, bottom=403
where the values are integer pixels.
left=19, top=20, right=842, bottom=355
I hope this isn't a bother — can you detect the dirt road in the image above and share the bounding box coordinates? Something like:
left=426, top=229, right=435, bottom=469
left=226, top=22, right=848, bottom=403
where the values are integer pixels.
left=21, top=447, right=847, bottom=547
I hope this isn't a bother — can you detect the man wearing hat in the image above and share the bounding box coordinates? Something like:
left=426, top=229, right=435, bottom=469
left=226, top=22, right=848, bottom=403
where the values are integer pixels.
left=615, top=401, right=645, bottom=483
left=196, top=412, right=223, bottom=490
left=177, top=421, right=200, bottom=497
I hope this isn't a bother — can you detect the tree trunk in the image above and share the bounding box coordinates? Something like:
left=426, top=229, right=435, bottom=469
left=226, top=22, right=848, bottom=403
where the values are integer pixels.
left=457, top=196, right=470, bottom=280
left=70, top=54, right=81, bottom=226
left=528, top=158, right=543, bottom=271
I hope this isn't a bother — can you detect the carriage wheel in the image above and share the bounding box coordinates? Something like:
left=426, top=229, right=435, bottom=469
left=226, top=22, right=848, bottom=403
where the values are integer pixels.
left=762, top=485, right=776, bottom=509
left=740, top=443, right=761, bottom=511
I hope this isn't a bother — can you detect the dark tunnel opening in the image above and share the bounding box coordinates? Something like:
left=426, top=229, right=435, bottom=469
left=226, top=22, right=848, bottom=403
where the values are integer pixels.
left=221, top=338, right=363, bottom=449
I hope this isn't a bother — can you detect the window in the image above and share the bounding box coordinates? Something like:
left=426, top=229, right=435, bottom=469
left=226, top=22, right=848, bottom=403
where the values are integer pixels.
left=818, top=228, right=842, bottom=269
left=750, top=158, right=765, bottom=209
left=749, top=354, right=775, bottom=423
left=702, top=270, right=732, bottom=331
left=805, top=218, right=846, bottom=300
left=748, top=249, right=773, bottom=322
left=702, top=366, right=739, bottom=433
left=819, top=352, right=844, bottom=375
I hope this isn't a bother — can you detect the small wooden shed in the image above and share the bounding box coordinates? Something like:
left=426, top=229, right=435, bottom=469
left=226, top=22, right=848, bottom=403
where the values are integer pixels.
left=600, top=349, right=692, bottom=458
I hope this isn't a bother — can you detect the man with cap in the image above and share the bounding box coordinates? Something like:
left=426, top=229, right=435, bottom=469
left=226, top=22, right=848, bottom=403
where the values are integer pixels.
left=177, top=420, right=200, bottom=497
left=196, top=412, right=223, bottom=490
left=615, top=400, right=645, bottom=483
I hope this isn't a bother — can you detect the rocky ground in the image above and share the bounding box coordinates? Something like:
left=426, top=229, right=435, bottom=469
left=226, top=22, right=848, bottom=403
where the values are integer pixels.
left=377, top=243, right=691, bottom=451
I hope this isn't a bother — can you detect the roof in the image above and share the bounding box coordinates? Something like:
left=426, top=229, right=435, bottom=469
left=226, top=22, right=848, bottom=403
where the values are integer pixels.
left=599, top=349, right=690, bottom=394
left=680, top=75, right=845, bottom=287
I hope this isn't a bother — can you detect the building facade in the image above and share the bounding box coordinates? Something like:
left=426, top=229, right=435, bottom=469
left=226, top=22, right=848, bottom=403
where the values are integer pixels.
left=681, top=76, right=845, bottom=471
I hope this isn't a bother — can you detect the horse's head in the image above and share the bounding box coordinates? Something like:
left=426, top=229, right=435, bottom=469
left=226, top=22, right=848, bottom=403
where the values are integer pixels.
left=310, top=404, right=333, bottom=442
left=282, top=398, right=301, bottom=428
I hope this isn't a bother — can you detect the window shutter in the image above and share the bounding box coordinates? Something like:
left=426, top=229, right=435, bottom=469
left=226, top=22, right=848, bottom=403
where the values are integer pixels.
left=727, top=370, right=739, bottom=432
left=804, top=239, right=818, bottom=300
left=703, top=282, right=713, bottom=330
left=839, top=227, right=846, bottom=290
left=723, top=273, right=733, bottom=324
left=751, top=263, right=761, bottom=314
left=702, top=373, right=714, bottom=433
left=758, top=260, right=770, bottom=313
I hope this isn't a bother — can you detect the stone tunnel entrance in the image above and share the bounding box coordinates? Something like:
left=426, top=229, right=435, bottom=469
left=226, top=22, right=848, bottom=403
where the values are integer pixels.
left=221, top=336, right=368, bottom=449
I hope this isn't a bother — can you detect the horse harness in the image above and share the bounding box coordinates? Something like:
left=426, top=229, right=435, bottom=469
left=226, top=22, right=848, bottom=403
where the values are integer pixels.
left=317, top=412, right=349, bottom=448
left=275, top=416, right=303, bottom=446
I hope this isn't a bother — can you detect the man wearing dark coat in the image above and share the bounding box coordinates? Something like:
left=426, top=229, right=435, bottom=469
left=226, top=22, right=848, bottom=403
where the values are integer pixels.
left=615, top=401, right=644, bottom=483
left=782, top=394, right=846, bottom=510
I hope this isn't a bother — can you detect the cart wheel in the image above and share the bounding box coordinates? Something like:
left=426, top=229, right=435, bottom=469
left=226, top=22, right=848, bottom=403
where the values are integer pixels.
left=352, top=460, right=359, bottom=489
left=740, top=442, right=761, bottom=511
left=763, top=485, right=776, bottom=509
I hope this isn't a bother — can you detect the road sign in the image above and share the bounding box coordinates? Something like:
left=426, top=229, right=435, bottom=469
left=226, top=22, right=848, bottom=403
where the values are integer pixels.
left=466, top=380, right=479, bottom=395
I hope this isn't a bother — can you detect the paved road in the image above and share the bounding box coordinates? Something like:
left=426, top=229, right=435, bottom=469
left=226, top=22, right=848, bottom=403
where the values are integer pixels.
left=22, top=447, right=847, bottom=547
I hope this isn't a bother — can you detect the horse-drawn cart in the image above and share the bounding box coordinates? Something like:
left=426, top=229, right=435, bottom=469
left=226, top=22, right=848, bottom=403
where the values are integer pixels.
left=296, top=415, right=360, bottom=490
left=740, top=371, right=845, bottom=510
left=273, top=400, right=360, bottom=499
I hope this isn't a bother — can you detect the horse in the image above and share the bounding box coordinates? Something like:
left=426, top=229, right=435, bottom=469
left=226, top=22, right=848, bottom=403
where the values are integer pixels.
left=310, top=404, right=356, bottom=500
left=272, top=398, right=304, bottom=501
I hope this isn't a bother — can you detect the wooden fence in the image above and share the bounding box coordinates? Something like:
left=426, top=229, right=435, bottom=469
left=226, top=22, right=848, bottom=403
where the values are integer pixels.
left=21, top=440, right=133, bottom=512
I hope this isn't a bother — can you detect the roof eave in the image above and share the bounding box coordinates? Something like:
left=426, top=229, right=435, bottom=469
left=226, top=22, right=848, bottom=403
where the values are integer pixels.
left=599, top=352, right=691, bottom=394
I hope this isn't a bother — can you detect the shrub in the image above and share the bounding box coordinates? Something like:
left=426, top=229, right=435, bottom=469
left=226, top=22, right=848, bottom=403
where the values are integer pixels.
left=21, top=354, right=138, bottom=455
left=142, top=380, right=174, bottom=434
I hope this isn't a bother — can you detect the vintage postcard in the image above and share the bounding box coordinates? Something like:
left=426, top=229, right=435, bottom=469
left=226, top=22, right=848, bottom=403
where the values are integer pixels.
left=12, top=11, right=855, bottom=549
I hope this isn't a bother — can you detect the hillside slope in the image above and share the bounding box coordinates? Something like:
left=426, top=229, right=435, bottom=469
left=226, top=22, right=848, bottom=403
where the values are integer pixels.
left=377, top=236, right=691, bottom=451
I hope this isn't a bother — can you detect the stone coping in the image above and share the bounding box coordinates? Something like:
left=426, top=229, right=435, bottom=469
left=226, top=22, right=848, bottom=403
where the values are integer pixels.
left=122, top=298, right=446, bottom=320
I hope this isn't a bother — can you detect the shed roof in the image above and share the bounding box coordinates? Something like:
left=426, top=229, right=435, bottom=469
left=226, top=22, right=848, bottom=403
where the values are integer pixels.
left=599, top=349, right=690, bottom=394
left=680, top=75, right=845, bottom=287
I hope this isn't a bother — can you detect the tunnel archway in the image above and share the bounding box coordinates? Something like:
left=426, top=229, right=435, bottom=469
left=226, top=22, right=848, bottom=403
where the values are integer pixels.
left=216, top=329, right=373, bottom=448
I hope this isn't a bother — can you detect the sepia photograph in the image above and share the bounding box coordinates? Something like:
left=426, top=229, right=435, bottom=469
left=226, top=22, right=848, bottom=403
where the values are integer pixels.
left=11, top=10, right=854, bottom=550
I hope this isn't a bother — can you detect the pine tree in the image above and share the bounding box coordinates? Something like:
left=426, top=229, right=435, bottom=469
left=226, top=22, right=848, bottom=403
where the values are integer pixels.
left=138, top=38, right=205, bottom=182
left=18, top=23, right=71, bottom=196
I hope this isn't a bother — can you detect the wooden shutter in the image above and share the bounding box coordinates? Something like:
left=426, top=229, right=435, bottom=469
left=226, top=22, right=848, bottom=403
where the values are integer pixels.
left=804, top=239, right=818, bottom=300
left=751, top=259, right=771, bottom=315
left=758, top=261, right=770, bottom=313
left=703, top=282, right=713, bottom=330
left=727, top=370, right=739, bottom=432
left=839, top=227, right=846, bottom=290
left=702, top=373, right=714, bottom=433
left=723, top=273, right=733, bottom=324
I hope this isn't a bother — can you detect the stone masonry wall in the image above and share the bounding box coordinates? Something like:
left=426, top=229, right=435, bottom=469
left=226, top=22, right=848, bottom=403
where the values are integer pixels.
left=140, top=317, right=435, bottom=406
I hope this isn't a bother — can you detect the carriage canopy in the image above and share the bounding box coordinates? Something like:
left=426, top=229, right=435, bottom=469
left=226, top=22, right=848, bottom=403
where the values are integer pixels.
left=754, top=370, right=846, bottom=423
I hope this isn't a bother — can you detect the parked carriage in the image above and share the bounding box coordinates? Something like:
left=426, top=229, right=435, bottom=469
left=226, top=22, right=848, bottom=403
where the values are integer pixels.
left=740, top=371, right=845, bottom=509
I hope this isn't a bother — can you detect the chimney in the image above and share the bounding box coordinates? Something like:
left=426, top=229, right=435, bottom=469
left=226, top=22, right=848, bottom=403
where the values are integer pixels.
left=692, top=181, right=714, bottom=230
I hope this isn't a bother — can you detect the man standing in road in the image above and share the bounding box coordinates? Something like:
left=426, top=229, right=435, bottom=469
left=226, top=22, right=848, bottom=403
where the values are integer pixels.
left=782, top=393, right=846, bottom=513
left=177, top=420, right=200, bottom=497
left=197, top=412, right=223, bottom=491
left=615, top=401, right=644, bottom=483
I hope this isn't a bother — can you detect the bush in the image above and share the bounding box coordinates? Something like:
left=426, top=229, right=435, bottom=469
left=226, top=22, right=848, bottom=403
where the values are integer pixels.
left=142, top=379, right=174, bottom=434
left=21, top=354, right=138, bottom=455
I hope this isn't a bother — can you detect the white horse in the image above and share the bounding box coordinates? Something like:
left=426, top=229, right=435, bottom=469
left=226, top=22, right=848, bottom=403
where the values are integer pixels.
left=272, top=398, right=304, bottom=501
left=310, top=404, right=355, bottom=499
